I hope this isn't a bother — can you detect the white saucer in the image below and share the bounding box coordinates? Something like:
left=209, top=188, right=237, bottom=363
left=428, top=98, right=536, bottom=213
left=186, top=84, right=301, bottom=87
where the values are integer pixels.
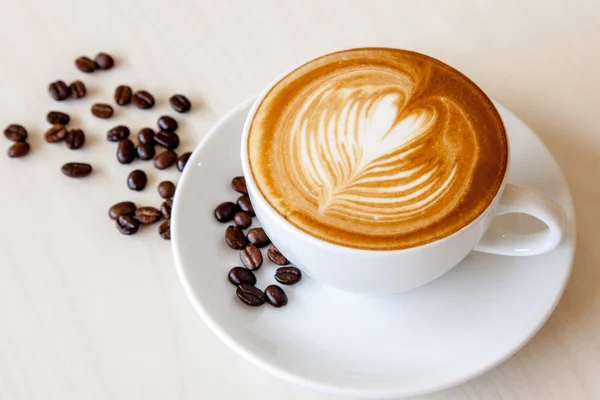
left=171, top=99, right=576, bottom=399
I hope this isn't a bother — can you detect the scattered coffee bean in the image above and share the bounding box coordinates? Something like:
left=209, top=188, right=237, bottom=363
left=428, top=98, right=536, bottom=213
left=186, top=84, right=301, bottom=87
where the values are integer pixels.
left=158, top=181, right=176, bottom=199
left=134, top=206, right=162, bottom=225
left=236, top=284, right=266, bottom=307
left=7, top=142, right=30, bottom=158
left=116, top=214, right=139, bottom=235
left=237, top=195, right=254, bottom=216
left=75, top=56, right=96, bottom=73
left=265, top=285, right=288, bottom=308
left=48, top=80, right=70, bottom=101
left=240, top=245, right=263, bottom=270
left=159, top=220, right=171, bottom=240
left=65, top=129, right=85, bottom=150
left=137, top=128, right=155, bottom=144
left=247, top=227, right=270, bottom=247
left=154, top=131, right=179, bottom=150
left=214, top=202, right=238, bottom=222
left=234, top=211, right=252, bottom=229
left=69, top=80, right=86, bottom=98
left=231, top=176, right=247, bottom=194
left=153, top=150, right=177, bottom=169
left=267, top=246, right=289, bottom=265
left=169, top=94, right=191, bottom=113
left=4, top=124, right=27, bottom=142
left=91, top=103, right=114, bottom=119
left=160, top=199, right=172, bottom=220
left=46, top=111, right=70, bottom=125
left=177, top=152, right=191, bottom=171
left=127, top=170, right=147, bottom=191
left=157, top=115, right=178, bottom=132
left=225, top=225, right=247, bottom=250
left=117, top=139, right=136, bottom=164
left=44, top=124, right=67, bottom=143
left=274, top=266, right=302, bottom=285
left=132, top=90, right=155, bottom=109
left=114, top=85, right=132, bottom=106
left=228, top=267, right=257, bottom=286
left=61, top=162, right=92, bottom=178
left=107, top=125, right=130, bottom=142
left=136, top=143, right=155, bottom=160
left=109, top=201, right=136, bottom=220
left=94, top=52, right=114, bottom=70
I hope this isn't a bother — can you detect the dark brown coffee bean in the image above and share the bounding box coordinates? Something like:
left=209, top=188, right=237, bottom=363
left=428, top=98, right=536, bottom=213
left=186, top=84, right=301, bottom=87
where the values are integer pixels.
left=225, top=225, right=247, bottom=250
left=109, top=201, right=136, bottom=220
left=236, top=284, right=266, bottom=307
left=154, top=131, right=179, bottom=150
left=159, top=220, right=170, bottom=240
left=214, top=202, right=238, bottom=222
left=158, top=181, right=175, bottom=199
left=177, top=152, right=191, bottom=171
left=265, top=285, right=288, bottom=308
left=75, top=56, right=96, bottom=73
left=169, top=94, right=191, bottom=113
left=127, top=170, right=147, bottom=191
left=274, top=266, right=302, bottom=285
left=233, top=211, right=252, bottom=229
left=134, top=206, right=162, bottom=225
left=116, top=214, right=139, bottom=235
left=44, top=124, right=67, bottom=143
left=61, top=162, right=92, bottom=178
left=228, top=267, right=257, bottom=286
left=4, top=124, right=27, bottom=142
left=153, top=150, right=177, bottom=170
left=48, top=80, right=70, bottom=101
left=69, top=80, right=86, bottom=98
left=7, top=142, right=30, bottom=158
left=247, top=227, right=270, bottom=247
left=237, top=195, right=254, bottom=216
left=160, top=199, right=172, bottom=220
left=46, top=111, right=70, bottom=125
left=107, top=125, right=130, bottom=142
left=240, top=245, right=263, bottom=271
left=91, top=103, right=114, bottom=119
left=267, top=246, right=289, bottom=265
left=94, top=52, right=114, bottom=70
left=136, top=143, right=155, bottom=160
left=137, top=128, right=155, bottom=144
left=65, top=129, right=85, bottom=150
left=157, top=115, right=178, bottom=132
left=114, top=85, right=132, bottom=105
left=117, top=139, right=135, bottom=164
left=231, top=176, right=247, bottom=194
left=132, top=90, right=155, bottom=109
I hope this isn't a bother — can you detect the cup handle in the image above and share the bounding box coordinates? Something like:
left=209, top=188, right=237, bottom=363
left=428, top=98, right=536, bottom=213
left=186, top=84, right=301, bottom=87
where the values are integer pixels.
left=474, top=183, right=566, bottom=256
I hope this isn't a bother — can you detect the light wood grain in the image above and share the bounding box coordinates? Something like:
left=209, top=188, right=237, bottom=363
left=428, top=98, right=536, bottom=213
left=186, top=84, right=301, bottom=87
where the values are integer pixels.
left=0, top=0, right=598, bottom=399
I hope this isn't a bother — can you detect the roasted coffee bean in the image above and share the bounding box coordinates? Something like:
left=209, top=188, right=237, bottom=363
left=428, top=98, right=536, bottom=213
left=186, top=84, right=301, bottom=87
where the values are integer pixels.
left=134, top=206, right=162, bottom=225
left=116, top=214, right=139, bottom=235
left=225, top=225, right=247, bottom=250
left=236, top=284, right=266, bottom=307
left=132, top=90, right=155, bottom=109
left=153, top=150, right=177, bottom=170
left=109, top=201, right=136, bottom=220
left=61, top=162, right=92, bottom=178
left=247, top=228, right=270, bottom=248
left=117, top=139, right=136, bottom=164
left=157, top=115, right=178, bottom=132
left=267, top=246, right=289, bottom=265
left=158, top=181, right=175, bottom=199
left=46, top=111, right=70, bottom=125
left=107, top=125, right=130, bottom=142
left=69, top=80, right=86, bottom=98
left=233, top=211, right=252, bottom=229
left=159, top=220, right=170, bottom=240
left=137, top=128, right=155, bottom=144
left=240, top=245, right=263, bottom=271
left=4, top=124, right=27, bottom=142
left=265, top=285, right=288, bottom=308
left=160, top=199, right=172, bottom=220
left=169, top=94, right=191, bottom=113
left=228, top=267, right=257, bottom=286
left=177, top=152, right=191, bottom=171
left=274, top=266, right=302, bottom=285
left=114, top=85, right=132, bottom=105
left=127, top=170, right=147, bottom=191
left=214, top=202, right=238, bottom=222
left=237, top=195, right=254, bottom=216
left=154, top=131, right=179, bottom=150
left=65, top=129, right=85, bottom=150
left=44, top=124, right=67, bottom=143
left=136, top=143, right=155, bottom=160
left=75, top=56, right=96, bottom=73
left=48, top=80, right=70, bottom=101
left=231, top=176, right=247, bottom=194
left=7, top=142, right=30, bottom=158
left=91, top=103, right=114, bottom=119
left=95, top=52, right=114, bottom=70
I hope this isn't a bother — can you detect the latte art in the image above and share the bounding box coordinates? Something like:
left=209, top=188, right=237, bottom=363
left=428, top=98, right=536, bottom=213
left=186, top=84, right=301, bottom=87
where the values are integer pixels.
left=248, top=48, right=507, bottom=250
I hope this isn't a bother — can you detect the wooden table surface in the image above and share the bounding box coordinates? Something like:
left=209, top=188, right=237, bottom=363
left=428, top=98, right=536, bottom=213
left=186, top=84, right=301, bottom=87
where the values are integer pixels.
left=1, top=0, right=598, bottom=399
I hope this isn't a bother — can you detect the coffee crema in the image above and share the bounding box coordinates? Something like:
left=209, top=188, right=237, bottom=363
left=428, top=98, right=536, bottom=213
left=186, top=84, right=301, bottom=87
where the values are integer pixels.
left=248, top=48, right=507, bottom=250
